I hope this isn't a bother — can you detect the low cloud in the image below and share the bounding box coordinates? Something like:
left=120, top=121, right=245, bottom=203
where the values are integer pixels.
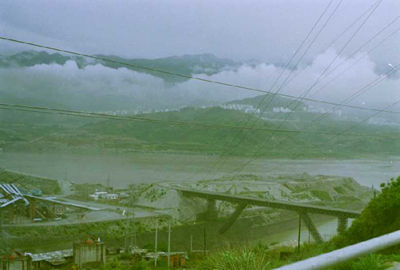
left=0, top=49, right=399, bottom=115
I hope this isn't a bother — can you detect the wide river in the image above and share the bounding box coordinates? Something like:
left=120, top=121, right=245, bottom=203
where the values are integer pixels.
left=1, top=151, right=399, bottom=188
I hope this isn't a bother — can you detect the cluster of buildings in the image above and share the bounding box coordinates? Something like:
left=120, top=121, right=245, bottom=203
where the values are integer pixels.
left=88, top=189, right=130, bottom=201
left=0, top=238, right=105, bottom=270
left=0, top=239, right=187, bottom=269
left=219, top=103, right=262, bottom=114
left=89, top=191, right=119, bottom=201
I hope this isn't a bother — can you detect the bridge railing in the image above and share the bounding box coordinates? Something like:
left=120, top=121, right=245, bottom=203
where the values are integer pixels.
left=273, top=230, right=400, bottom=270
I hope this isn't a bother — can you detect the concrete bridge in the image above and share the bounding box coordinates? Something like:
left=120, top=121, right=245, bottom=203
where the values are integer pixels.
left=176, top=188, right=361, bottom=243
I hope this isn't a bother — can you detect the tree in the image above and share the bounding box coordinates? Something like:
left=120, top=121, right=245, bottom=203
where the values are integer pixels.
left=336, top=176, right=400, bottom=246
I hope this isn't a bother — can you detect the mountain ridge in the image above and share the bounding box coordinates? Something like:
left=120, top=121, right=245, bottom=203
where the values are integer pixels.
left=0, top=50, right=238, bottom=82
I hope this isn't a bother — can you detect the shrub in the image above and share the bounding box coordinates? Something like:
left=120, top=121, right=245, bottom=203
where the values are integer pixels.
left=350, top=254, right=386, bottom=270
left=335, top=176, right=400, bottom=246
left=198, top=248, right=270, bottom=270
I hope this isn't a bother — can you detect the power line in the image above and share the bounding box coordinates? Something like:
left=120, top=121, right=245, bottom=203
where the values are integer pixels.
left=277, top=0, right=380, bottom=91
left=0, top=103, right=300, bottom=133
left=322, top=0, right=381, bottom=48
left=233, top=94, right=400, bottom=173
left=232, top=65, right=398, bottom=173
left=230, top=0, right=385, bottom=173
left=270, top=0, right=383, bottom=134
left=230, top=61, right=398, bottom=173
left=232, top=61, right=396, bottom=172
left=0, top=103, right=397, bottom=140
left=203, top=0, right=340, bottom=173
left=285, top=92, right=400, bottom=161
left=310, top=16, right=400, bottom=97
left=287, top=0, right=384, bottom=111
left=282, top=17, right=400, bottom=94
left=310, top=63, right=400, bottom=124
left=0, top=35, right=398, bottom=116
left=309, top=26, right=400, bottom=100
left=0, top=2, right=396, bottom=175
left=213, top=0, right=389, bottom=170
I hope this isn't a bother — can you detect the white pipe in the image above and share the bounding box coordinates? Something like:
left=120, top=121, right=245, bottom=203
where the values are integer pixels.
left=274, top=230, right=400, bottom=270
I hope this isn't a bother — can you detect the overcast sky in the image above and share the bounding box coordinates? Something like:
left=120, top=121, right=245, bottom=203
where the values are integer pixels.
left=0, top=0, right=399, bottom=112
left=0, top=0, right=399, bottom=66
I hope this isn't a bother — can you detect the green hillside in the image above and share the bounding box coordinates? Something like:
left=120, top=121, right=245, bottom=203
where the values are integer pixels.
left=2, top=106, right=399, bottom=158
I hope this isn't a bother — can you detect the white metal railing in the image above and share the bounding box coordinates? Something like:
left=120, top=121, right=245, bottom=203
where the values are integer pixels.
left=274, top=230, right=400, bottom=270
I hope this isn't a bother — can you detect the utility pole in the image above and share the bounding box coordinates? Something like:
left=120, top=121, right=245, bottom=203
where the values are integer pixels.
left=297, top=213, right=302, bottom=253
left=125, top=190, right=136, bottom=251
left=190, top=234, right=193, bottom=252
left=124, top=196, right=130, bottom=251
left=203, top=224, right=207, bottom=256
left=154, top=220, right=158, bottom=267
left=167, top=222, right=171, bottom=268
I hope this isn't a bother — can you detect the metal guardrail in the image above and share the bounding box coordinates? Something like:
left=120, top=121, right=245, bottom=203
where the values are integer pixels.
left=274, top=230, right=400, bottom=270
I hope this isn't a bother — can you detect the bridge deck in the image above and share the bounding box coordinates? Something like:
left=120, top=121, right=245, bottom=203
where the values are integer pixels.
left=176, top=188, right=360, bottom=218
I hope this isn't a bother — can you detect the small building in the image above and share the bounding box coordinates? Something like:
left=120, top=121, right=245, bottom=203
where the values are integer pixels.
left=26, top=249, right=73, bottom=269
left=0, top=250, right=30, bottom=270
left=73, top=239, right=106, bottom=269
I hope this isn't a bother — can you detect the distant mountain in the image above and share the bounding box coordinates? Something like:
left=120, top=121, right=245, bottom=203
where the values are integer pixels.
left=0, top=51, right=238, bottom=82
left=98, top=53, right=238, bottom=83
left=0, top=50, right=73, bottom=67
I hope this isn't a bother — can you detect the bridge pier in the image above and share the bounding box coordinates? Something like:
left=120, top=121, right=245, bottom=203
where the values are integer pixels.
left=219, top=203, right=247, bottom=234
left=300, top=211, right=323, bottom=244
left=206, top=199, right=218, bottom=220
left=337, top=217, right=348, bottom=234
left=30, top=199, right=36, bottom=220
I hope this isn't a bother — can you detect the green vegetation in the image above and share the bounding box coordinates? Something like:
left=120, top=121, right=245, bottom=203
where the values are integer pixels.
left=335, top=176, right=400, bottom=246
left=2, top=106, right=400, bottom=159
left=197, top=247, right=270, bottom=270
left=77, top=242, right=394, bottom=269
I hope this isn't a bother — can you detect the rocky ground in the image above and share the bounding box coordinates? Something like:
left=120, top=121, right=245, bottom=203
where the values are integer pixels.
left=128, top=173, right=373, bottom=226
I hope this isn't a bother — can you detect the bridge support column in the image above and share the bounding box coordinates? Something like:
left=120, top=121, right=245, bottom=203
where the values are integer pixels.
left=205, top=199, right=218, bottom=221
left=30, top=199, right=36, bottom=220
left=300, top=212, right=323, bottom=244
left=219, top=203, right=247, bottom=234
left=337, top=217, right=348, bottom=234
